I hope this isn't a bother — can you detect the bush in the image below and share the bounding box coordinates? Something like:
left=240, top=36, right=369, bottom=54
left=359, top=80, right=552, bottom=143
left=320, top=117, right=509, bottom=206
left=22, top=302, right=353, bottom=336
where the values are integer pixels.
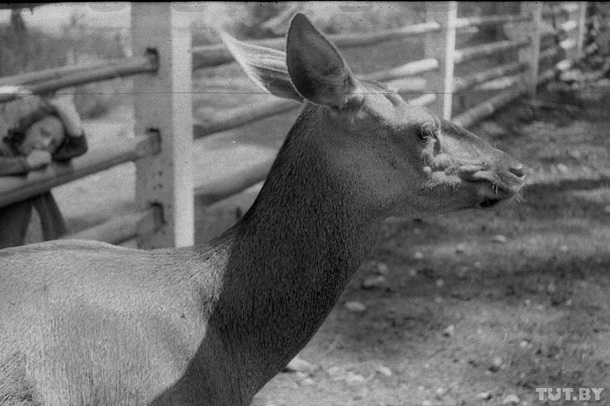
left=1, top=8, right=129, bottom=119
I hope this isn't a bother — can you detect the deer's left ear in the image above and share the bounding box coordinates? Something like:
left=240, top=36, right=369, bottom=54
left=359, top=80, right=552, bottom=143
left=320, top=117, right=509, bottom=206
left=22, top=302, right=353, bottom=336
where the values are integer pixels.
left=286, top=13, right=362, bottom=109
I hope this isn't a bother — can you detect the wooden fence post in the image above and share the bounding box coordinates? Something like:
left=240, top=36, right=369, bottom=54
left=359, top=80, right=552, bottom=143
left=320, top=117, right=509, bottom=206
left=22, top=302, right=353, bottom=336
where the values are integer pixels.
left=131, top=4, right=194, bottom=248
left=424, top=1, right=457, bottom=120
left=576, top=2, right=588, bottom=57
left=520, top=2, right=542, bottom=98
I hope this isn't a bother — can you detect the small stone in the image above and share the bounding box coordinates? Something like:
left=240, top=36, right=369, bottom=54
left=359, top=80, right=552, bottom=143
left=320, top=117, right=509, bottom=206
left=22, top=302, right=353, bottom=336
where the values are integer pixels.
left=355, top=387, right=369, bottom=400
left=503, top=394, right=520, bottom=404
left=455, top=243, right=466, bottom=254
left=436, top=278, right=445, bottom=288
left=376, top=365, right=393, bottom=377
left=457, top=267, right=468, bottom=279
left=524, top=299, right=531, bottom=307
left=519, top=340, right=529, bottom=348
left=284, top=356, right=314, bottom=373
left=568, top=150, right=582, bottom=159
left=345, top=301, right=366, bottom=313
left=362, top=276, right=387, bottom=289
left=566, top=298, right=573, bottom=306
left=442, top=325, right=455, bottom=337
left=556, top=163, right=569, bottom=174
left=326, top=366, right=343, bottom=378
left=413, top=251, right=425, bottom=260
left=345, top=372, right=365, bottom=385
left=489, top=356, right=503, bottom=372
left=408, top=268, right=418, bottom=277
left=476, top=391, right=492, bottom=400
left=301, top=377, right=315, bottom=386
left=492, top=235, right=508, bottom=244
left=436, top=387, right=446, bottom=396
left=375, top=262, right=389, bottom=275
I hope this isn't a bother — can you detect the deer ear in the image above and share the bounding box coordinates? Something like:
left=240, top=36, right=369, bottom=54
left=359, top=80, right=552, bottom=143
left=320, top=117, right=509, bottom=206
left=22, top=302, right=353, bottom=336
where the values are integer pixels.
left=218, top=31, right=303, bottom=103
left=286, top=14, right=361, bottom=109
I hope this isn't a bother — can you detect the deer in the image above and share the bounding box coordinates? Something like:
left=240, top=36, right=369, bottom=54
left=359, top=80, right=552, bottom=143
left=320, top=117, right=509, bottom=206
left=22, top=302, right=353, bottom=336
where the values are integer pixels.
left=0, top=13, right=525, bottom=406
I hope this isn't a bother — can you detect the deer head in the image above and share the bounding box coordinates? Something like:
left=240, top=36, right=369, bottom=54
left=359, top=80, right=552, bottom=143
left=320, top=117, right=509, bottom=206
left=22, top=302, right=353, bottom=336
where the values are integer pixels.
left=219, top=13, right=525, bottom=220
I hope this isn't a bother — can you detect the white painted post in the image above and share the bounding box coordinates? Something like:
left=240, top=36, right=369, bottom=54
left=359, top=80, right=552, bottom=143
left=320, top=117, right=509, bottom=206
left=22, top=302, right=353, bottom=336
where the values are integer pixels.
left=520, top=2, right=542, bottom=98
left=131, top=4, right=194, bottom=248
left=424, top=1, right=457, bottom=121
left=576, top=2, right=588, bottom=57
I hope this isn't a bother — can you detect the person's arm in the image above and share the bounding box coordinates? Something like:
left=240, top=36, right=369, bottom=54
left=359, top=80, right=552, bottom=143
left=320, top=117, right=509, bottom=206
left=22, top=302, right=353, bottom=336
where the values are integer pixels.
left=47, top=95, right=83, bottom=138
left=0, top=155, right=30, bottom=176
left=0, top=150, right=51, bottom=176
left=46, top=95, right=89, bottom=162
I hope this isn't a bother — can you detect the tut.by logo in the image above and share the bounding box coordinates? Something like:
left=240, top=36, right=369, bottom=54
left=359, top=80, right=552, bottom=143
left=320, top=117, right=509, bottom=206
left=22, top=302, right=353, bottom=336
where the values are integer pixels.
left=536, top=388, right=605, bottom=402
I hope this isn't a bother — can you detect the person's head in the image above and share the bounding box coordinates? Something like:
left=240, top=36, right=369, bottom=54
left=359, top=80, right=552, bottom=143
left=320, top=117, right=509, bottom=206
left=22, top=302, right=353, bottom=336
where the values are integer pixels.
left=6, top=104, right=66, bottom=156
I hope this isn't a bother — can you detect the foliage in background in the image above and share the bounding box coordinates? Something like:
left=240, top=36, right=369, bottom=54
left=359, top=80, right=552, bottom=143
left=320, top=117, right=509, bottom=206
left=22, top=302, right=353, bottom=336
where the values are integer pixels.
left=0, top=10, right=70, bottom=75
left=0, top=7, right=129, bottom=119
left=586, top=1, right=610, bottom=70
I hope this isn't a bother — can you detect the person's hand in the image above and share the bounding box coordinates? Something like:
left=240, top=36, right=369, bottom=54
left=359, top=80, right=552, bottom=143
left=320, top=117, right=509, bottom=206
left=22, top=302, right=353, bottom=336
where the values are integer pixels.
left=0, top=85, right=33, bottom=103
left=26, top=150, right=52, bottom=170
left=45, top=94, right=84, bottom=137
left=0, top=85, right=32, bottom=98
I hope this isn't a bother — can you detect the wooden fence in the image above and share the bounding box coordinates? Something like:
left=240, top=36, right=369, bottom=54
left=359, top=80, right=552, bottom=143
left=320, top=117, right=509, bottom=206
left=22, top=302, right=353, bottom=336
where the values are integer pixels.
left=0, top=2, right=589, bottom=248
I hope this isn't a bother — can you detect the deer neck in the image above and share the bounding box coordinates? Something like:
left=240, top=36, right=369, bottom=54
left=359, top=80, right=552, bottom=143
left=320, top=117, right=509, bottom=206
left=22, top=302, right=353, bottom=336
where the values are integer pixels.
left=208, top=107, right=385, bottom=393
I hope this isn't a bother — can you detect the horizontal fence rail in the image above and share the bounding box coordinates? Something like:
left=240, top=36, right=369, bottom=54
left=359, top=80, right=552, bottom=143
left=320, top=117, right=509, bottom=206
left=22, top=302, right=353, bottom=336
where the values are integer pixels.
left=542, top=2, right=580, bottom=19
left=0, top=132, right=160, bottom=208
left=455, top=61, right=529, bottom=92
left=453, top=85, right=527, bottom=129
left=0, top=54, right=158, bottom=103
left=196, top=158, right=275, bottom=206
left=363, top=58, right=439, bottom=82
left=194, top=98, right=299, bottom=139
left=454, top=38, right=530, bottom=65
left=192, top=21, right=441, bottom=69
left=63, top=206, right=162, bottom=245
left=454, top=13, right=532, bottom=30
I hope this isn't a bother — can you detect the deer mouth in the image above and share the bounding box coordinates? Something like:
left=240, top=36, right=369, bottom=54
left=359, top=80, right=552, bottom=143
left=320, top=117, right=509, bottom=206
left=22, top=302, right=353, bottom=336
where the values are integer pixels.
left=477, top=186, right=512, bottom=208
left=458, top=168, right=524, bottom=209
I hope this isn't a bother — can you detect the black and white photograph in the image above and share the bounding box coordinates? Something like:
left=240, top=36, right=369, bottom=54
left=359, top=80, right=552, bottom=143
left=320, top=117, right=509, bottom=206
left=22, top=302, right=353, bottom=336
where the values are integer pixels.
left=0, top=2, right=608, bottom=405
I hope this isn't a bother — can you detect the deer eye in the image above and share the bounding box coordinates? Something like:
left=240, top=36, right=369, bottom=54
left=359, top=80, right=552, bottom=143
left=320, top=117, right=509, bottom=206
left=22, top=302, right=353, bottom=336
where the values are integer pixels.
left=417, top=123, right=437, bottom=140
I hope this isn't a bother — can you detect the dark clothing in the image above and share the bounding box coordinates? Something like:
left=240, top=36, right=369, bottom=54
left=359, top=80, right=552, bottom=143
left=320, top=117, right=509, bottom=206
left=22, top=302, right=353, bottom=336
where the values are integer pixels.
left=0, top=134, right=88, bottom=249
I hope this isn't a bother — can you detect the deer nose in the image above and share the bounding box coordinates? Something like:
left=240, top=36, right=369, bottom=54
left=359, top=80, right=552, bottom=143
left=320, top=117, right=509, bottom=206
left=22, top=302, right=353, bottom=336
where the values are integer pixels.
left=508, top=163, right=526, bottom=179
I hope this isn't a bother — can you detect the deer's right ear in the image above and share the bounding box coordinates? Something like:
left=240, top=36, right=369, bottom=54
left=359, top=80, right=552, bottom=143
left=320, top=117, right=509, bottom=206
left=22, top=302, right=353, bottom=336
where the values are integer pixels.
left=219, top=31, right=303, bottom=103
left=286, top=14, right=362, bottom=109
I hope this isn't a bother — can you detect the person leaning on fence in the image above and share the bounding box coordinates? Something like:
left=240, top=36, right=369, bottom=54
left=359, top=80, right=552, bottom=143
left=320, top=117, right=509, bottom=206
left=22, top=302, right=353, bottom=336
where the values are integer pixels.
left=0, top=95, right=88, bottom=249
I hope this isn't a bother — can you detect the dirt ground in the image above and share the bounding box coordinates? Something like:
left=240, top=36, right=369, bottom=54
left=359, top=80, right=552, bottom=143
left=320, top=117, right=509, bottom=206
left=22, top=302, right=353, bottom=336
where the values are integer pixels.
left=52, top=64, right=610, bottom=405
left=247, top=76, right=610, bottom=405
